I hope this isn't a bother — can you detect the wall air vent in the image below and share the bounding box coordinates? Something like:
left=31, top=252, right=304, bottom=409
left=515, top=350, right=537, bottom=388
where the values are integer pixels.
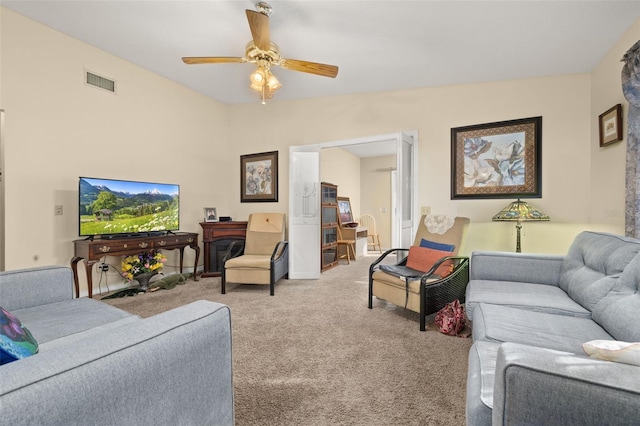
left=85, top=71, right=116, bottom=93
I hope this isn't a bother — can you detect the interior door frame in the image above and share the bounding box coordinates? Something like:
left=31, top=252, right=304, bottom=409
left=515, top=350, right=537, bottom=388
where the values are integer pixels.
left=396, top=131, right=417, bottom=250
left=289, top=131, right=418, bottom=278
left=288, top=147, right=321, bottom=279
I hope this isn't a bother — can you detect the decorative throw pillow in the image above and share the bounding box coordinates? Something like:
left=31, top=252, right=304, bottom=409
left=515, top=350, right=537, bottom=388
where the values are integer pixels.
left=583, top=340, right=640, bottom=367
left=419, top=238, right=455, bottom=253
left=405, top=246, right=454, bottom=277
left=0, top=306, right=39, bottom=365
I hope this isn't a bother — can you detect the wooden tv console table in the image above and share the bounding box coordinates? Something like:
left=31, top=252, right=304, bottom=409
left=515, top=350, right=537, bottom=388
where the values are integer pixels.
left=71, top=232, right=200, bottom=298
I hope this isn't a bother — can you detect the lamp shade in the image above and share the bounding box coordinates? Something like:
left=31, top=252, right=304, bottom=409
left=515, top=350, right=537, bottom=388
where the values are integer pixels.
left=492, top=199, right=549, bottom=222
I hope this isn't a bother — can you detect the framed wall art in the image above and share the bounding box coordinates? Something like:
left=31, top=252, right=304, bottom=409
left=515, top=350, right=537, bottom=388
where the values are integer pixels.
left=240, top=150, right=278, bottom=202
left=451, top=116, right=542, bottom=200
left=204, top=207, right=218, bottom=222
left=599, top=104, right=623, bottom=147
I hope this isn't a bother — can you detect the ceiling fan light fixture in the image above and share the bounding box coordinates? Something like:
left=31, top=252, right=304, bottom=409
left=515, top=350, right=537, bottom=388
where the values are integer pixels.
left=266, top=72, right=281, bottom=92
left=249, top=67, right=266, bottom=86
left=250, top=65, right=280, bottom=103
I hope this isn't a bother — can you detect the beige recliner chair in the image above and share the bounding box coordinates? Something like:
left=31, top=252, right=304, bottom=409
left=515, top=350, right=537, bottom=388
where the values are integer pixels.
left=222, top=213, right=289, bottom=296
left=368, top=215, right=470, bottom=330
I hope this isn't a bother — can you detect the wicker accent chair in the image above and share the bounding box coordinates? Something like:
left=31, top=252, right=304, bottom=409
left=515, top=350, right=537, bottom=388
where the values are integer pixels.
left=222, top=213, right=289, bottom=296
left=368, top=216, right=470, bottom=331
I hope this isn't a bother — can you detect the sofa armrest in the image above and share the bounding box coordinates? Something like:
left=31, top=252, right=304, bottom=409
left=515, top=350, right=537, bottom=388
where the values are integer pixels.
left=0, top=300, right=234, bottom=426
left=0, top=266, right=74, bottom=311
left=493, top=342, right=640, bottom=426
left=469, top=251, right=564, bottom=286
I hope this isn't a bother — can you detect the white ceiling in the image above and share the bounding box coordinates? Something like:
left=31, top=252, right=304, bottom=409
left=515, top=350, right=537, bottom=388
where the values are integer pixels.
left=3, top=0, right=639, bottom=107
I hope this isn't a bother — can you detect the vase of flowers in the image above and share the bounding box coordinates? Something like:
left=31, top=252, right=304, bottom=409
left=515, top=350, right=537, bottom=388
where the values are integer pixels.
left=121, top=250, right=167, bottom=291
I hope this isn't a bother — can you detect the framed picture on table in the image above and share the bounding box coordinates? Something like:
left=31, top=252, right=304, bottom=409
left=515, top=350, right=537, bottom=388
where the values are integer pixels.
left=337, top=197, right=355, bottom=226
left=204, top=207, right=218, bottom=222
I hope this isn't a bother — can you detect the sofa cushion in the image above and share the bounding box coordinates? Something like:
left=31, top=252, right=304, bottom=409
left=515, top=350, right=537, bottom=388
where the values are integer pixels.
left=38, top=316, right=141, bottom=352
left=0, top=306, right=39, bottom=364
left=559, top=232, right=640, bottom=311
left=592, top=251, right=640, bottom=342
left=472, top=303, right=613, bottom=353
left=465, top=280, right=590, bottom=320
left=13, top=298, right=133, bottom=344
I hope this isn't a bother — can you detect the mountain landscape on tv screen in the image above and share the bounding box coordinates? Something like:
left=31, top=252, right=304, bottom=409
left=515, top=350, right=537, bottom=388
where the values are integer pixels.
left=79, top=178, right=179, bottom=236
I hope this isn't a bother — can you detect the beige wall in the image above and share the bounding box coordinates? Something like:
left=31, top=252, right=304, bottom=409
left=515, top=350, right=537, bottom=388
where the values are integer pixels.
left=228, top=74, right=598, bottom=255
left=2, top=7, right=638, bottom=290
left=319, top=147, right=361, bottom=219
left=1, top=9, right=229, bottom=295
left=360, top=155, right=395, bottom=249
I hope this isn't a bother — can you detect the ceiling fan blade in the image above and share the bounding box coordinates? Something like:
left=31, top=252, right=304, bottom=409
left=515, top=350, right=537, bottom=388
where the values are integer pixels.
left=246, top=10, right=270, bottom=51
left=182, top=57, right=246, bottom=64
left=280, top=59, right=339, bottom=78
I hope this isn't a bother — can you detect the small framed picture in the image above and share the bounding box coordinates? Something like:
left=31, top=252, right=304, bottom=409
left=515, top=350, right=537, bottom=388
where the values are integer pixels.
left=599, top=104, right=623, bottom=147
left=204, top=207, right=218, bottom=222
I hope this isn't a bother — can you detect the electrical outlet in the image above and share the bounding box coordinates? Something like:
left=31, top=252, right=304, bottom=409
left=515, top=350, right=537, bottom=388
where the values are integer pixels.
left=54, top=205, right=63, bottom=215
left=101, top=263, right=109, bottom=272
left=421, top=206, right=431, bottom=215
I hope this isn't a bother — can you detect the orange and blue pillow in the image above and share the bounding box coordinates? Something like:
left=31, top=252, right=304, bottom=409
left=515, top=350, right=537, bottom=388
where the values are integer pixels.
left=406, top=246, right=454, bottom=278
left=0, top=306, right=38, bottom=364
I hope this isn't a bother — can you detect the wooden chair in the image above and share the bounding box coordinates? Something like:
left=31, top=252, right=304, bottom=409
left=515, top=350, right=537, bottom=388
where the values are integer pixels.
left=337, top=226, right=356, bottom=264
left=359, top=214, right=382, bottom=253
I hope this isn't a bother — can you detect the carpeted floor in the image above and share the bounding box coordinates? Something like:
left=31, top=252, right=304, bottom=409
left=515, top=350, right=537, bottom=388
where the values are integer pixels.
left=103, top=255, right=471, bottom=425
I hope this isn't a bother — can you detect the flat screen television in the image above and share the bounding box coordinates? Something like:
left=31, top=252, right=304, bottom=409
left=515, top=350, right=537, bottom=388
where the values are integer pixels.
left=79, top=177, right=180, bottom=238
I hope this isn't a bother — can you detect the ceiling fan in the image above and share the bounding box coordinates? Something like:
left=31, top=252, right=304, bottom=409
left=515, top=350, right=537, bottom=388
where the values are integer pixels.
left=182, top=1, right=339, bottom=104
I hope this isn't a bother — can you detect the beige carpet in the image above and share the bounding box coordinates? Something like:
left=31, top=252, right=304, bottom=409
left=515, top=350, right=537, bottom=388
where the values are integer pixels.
left=103, top=255, right=471, bottom=425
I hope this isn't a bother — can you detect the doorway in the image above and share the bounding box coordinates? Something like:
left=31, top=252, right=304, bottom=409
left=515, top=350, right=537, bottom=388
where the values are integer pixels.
left=288, top=131, right=418, bottom=279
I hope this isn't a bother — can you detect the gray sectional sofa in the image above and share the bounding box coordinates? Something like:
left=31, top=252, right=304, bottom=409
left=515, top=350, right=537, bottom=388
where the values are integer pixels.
left=0, top=265, right=234, bottom=426
left=465, top=231, right=640, bottom=425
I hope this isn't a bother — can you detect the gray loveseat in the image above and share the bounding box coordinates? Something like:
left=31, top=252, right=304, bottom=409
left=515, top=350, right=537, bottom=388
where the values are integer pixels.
left=0, top=265, right=234, bottom=426
left=465, top=231, right=640, bottom=425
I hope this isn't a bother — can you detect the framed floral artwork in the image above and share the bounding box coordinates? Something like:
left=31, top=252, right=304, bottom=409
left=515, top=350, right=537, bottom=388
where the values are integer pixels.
left=451, top=116, right=542, bottom=199
left=240, top=151, right=278, bottom=202
left=599, top=104, right=623, bottom=147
